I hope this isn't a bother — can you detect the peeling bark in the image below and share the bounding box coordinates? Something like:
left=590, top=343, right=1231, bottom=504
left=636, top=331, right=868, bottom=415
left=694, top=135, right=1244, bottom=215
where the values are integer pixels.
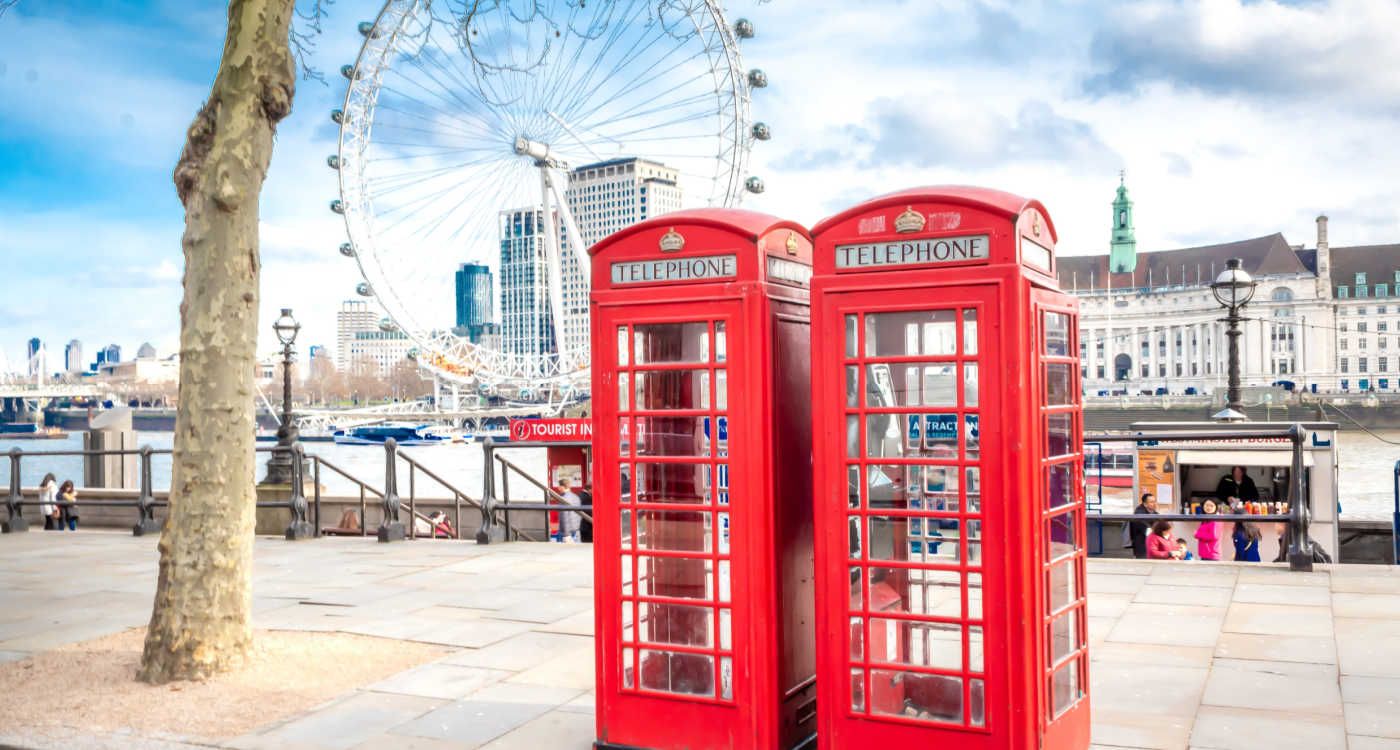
left=139, top=0, right=296, bottom=685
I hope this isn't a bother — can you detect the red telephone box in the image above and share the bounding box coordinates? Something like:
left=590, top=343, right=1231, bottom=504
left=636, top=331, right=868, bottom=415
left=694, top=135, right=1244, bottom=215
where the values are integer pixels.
left=590, top=209, right=817, bottom=750
left=809, top=188, right=1089, bottom=750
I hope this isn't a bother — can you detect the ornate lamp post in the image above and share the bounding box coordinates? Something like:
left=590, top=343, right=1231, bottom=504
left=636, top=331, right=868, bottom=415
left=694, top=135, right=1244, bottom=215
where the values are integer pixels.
left=264, top=309, right=303, bottom=484
left=1211, top=258, right=1257, bottom=421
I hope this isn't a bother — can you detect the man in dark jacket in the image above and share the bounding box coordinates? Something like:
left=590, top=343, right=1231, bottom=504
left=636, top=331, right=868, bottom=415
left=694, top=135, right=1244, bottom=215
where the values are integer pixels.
left=1129, top=492, right=1158, bottom=559
left=1216, top=466, right=1259, bottom=504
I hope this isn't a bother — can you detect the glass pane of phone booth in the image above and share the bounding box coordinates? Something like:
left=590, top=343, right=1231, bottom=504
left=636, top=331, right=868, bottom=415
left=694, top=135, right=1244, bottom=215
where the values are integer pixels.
left=843, top=307, right=986, bottom=728
left=616, top=320, right=733, bottom=702
left=1038, top=307, right=1088, bottom=721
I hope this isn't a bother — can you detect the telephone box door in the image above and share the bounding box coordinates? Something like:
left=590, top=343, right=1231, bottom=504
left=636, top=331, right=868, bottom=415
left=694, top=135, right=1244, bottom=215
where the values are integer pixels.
left=816, top=286, right=1008, bottom=748
left=595, top=301, right=750, bottom=749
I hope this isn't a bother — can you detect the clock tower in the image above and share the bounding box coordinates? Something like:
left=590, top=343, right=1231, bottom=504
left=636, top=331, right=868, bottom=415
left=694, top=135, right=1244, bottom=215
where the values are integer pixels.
left=1109, top=172, right=1137, bottom=273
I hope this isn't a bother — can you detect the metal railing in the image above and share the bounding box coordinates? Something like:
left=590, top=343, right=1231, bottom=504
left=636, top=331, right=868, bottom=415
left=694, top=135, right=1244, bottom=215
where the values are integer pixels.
left=0, top=441, right=490, bottom=544
left=476, top=438, right=592, bottom=544
left=1085, top=424, right=1317, bottom=572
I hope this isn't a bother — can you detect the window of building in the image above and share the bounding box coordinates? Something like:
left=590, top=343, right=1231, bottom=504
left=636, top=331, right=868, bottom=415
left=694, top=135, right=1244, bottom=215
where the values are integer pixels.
left=1097, top=366, right=1105, bottom=379
left=1175, top=363, right=1183, bottom=376
left=1158, top=364, right=1166, bottom=377
left=1379, top=284, right=1391, bottom=298
left=1359, top=286, right=1370, bottom=298
left=1140, top=364, right=1149, bottom=377
left=1382, top=338, right=1389, bottom=350
left=1191, top=363, right=1198, bottom=376
left=1341, top=359, right=1349, bottom=373
left=1360, top=322, right=1369, bottom=333
left=1339, top=286, right=1350, bottom=298
left=1360, top=358, right=1370, bottom=373
left=1360, top=339, right=1368, bottom=350
left=1357, top=272, right=1368, bottom=286
left=1341, top=339, right=1349, bottom=350
left=1382, top=357, right=1390, bottom=372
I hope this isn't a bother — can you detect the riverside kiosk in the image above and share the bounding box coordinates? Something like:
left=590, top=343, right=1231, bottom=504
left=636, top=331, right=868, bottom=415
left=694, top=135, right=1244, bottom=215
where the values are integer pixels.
left=809, top=187, right=1090, bottom=750
left=589, top=209, right=817, bottom=750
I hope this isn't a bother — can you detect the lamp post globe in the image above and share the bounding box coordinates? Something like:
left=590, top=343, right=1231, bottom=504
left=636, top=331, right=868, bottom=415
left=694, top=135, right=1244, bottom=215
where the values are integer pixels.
left=264, top=308, right=304, bottom=485
left=1210, top=259, right=1257, bottom=421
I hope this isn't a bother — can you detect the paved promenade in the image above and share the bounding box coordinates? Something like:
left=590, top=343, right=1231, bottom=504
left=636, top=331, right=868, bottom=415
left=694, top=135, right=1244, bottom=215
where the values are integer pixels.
left=2, top=532, right=1399, bottom=749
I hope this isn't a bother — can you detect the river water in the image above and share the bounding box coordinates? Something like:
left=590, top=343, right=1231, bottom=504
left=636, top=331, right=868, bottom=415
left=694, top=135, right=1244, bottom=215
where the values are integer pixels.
left=0, top=432, right=548, bottom=503
left=1, top=430, right=1395, bottom=520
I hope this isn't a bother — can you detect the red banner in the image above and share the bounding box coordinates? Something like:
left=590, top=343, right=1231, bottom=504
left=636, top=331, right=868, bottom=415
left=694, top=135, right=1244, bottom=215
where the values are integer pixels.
left=509, top=418, right=593, bottom=442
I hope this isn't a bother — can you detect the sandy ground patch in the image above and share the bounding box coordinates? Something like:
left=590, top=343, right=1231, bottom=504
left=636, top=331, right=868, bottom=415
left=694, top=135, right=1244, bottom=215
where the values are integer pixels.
left=0, top=627, right=449, bottom=742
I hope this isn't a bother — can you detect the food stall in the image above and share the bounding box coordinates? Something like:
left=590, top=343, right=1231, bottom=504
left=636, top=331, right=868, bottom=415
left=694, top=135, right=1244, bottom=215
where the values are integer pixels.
left=1129, top=421, right=1339, bottom=562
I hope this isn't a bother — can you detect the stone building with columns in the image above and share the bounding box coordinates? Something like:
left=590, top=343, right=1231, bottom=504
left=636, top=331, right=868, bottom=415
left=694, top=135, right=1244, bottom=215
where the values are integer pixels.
left=1058, top=181, right=1400, bottom=395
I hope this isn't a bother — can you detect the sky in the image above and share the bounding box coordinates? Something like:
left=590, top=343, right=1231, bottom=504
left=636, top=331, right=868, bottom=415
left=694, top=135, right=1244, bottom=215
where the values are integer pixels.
left=1, top=0, right=1398, bottom=373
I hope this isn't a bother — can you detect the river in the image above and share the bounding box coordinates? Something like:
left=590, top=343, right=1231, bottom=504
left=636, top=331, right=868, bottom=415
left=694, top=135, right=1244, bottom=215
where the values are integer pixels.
left=1, top=430, right=1395, bottom=520
left=0, top=432, right=549, bottom=503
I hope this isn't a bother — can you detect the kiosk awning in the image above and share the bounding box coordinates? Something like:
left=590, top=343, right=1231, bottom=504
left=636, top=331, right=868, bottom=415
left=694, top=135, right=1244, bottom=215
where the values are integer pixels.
left=1176, top=449, right=1314, bottom=468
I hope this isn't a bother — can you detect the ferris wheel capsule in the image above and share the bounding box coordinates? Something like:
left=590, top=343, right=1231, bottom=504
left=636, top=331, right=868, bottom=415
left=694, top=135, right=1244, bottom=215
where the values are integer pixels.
left=355, top=282, right=373, bottom=297
left=340, top=64, right=357, bottom=80
left=745, top=176, right=766, bottom=194
left=327, top=155, right=340, bottom=170
left=339, top=242, right=355, bottom=257
left=330, top=109, right=343, bottom=124
left=748, top=69, right=768, bottom=88
left=330, top=199, right=345, bottom=214
left=357, top=21, right=377, bottom=37
left=379, top=317, right=398, bottom=332
left=751, top=122, right=771, bottom=140
left=734, top=18, right=754, bottom=38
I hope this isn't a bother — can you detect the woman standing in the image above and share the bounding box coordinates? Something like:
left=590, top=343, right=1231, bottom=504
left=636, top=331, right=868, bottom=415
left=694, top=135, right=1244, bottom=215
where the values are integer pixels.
left=1147, top=520, right=1176, bottom=560
left=1233, top=522, right=1262, bottom=562
left=37, top=473, right=59, bottom=530
left=1194, top=499, right=1224, bottom=561
left=57, top=480, right=79, bottom=531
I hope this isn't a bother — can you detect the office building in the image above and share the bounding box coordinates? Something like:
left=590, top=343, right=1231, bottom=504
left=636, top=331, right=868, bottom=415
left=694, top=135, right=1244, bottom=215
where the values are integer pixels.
left=65, top=340, right=83, bottom=374
left=497, top=157, right=683, bottom=361
left=454, top=263, right=494, bottom=342
left=336, top=300, right=377, bottom=372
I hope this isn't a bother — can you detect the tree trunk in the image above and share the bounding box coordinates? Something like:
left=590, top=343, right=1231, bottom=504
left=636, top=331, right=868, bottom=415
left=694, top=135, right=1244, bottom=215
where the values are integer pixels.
left=139, top=0, right=295, bottom=684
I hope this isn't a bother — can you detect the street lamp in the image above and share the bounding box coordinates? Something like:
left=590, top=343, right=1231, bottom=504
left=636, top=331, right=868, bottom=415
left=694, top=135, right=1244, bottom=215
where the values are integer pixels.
left=1211, top=258, right=1257, bottom=421
left=264, top=308, right=303, bottom=484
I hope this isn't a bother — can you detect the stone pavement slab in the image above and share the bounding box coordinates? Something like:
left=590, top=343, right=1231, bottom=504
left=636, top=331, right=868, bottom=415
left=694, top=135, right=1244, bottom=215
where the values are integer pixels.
left=7, top=533, right=1400, bottom=750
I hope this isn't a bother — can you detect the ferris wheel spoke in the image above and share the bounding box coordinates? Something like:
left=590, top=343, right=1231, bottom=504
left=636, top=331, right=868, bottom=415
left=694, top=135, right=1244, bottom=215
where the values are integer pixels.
left=377, top=76, right=507, bottom=141
left=548, top=0, right=655, bottom=127
left=578, top=85, right=716, bottom=136
left=388, top=158, right=521, bottom=240
left=565, top=43, right=711, bottom=133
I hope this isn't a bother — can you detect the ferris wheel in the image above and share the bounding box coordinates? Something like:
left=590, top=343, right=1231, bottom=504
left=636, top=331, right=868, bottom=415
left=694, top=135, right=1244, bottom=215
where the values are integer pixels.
left=331, top=0, right=769, bottom=409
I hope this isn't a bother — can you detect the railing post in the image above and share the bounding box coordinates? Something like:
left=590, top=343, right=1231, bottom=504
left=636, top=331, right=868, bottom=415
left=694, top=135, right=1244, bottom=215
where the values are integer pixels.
left=3, top=448, right=28, bottom=533
left=314, top=459, right=322, bottom=538
left=408, top=461, right=416, bottom=540
left=1287, top=423, right=1315, bottom=572
left=377, top=438, right=406, bottom=542
left=501, top=465, right=512, bottom=542
left=1392, top=459, right=1399, bottom=565
left=475, top=437, right=502, bottom=544
left=132, top=446, right=161, bottom=536
left=285, top=445, right=313, bottom=540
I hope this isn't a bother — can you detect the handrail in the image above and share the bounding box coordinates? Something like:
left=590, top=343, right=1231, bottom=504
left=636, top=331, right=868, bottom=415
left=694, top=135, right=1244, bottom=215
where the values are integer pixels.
left=393, top=448, right=535, bottom=541
left=494, top=454, right=595, bottom=525
left=1392, top=460, right=1399, bottom=565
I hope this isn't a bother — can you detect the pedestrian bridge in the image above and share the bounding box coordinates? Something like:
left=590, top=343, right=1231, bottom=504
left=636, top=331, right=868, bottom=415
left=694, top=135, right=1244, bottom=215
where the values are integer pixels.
left=0, top=383, right=101, bottom=400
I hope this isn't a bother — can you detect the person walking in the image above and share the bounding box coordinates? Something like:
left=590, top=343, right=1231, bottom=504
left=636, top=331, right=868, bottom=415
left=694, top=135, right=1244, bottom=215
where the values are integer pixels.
left=37, top=473, right=59, bottom=530
left=1147, top=520, right=1175, bottom=560
left=1193, top=498, right=1224, bottom=561
left=57, top=480, right=79, bottom=530
left=556, top=476, right=581, bottom=543
left=1129, top=492, right=1159, bottom=559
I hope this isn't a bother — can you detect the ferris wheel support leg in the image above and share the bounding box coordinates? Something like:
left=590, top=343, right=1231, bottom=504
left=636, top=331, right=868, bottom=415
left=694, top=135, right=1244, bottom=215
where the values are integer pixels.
left=549, top=177, right=591, bottom=286
left=538, top=165, right=572, bottom=372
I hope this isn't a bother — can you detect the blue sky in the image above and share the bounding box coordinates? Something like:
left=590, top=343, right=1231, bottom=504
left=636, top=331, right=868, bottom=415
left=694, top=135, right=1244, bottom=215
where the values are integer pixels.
left=1, top=0, right=1398, bottom=372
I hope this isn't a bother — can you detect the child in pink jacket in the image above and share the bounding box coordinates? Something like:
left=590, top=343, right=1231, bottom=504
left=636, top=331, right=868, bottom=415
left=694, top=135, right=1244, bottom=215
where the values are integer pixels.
left=1194, top=499, right=1224, bottom=561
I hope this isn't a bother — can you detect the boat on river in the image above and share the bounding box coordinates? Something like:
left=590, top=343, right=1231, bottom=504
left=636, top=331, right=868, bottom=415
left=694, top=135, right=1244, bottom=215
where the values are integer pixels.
left=331, top=423, right=452, bottom=446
